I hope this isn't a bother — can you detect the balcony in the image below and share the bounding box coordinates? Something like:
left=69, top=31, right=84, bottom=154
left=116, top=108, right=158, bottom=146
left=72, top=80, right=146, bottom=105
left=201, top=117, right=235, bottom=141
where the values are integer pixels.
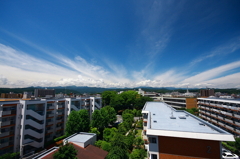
left=46, top=121, right=54, bottom=125
left=56, top=112, right=63, bottom=116
left=45, top=128, right=53, bottom=134
left=234, top=114, right=240, bottom=119
left=0, top=141, right=13, bottom=149
left=0, top=120, right=15, bottom=127
left=47, top=106, right=54, bottom=110
left=56, top=126, right=64, bottom=131
left=46, top=113, right=54, bottom=118
left=2, top=110, right=16, bottom=116
left=225, top=125, right=234, bottom=131
left=235, top=121, right=240, bottom=126
left=0, top=132, right=10, bottom=138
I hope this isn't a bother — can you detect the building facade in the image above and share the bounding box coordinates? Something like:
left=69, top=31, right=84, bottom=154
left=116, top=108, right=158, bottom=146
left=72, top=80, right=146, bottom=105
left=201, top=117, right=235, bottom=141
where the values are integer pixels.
left=0, top=97, right=102, bottom=156
left=198, top=98, right=240, bottom=136
left=162, top=97, right=197, bottom=109
left=34, top=89, right=55, bottom=98
left=200, top=89, right=215, bottom=97
left=142, top=102, right=234, bottom=159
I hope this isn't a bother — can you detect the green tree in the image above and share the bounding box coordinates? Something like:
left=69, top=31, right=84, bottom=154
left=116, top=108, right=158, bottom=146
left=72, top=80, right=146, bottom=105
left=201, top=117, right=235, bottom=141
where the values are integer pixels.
left=0, top=152, right=19, bottom=159
left=129, top=149, right=146, bottom=159
left=107, top=133, right=128, bottom=159
left=66, top=109, right=90, bottom=136
left=118, top=122, right=128, bottom=135
left=102, top=91, right=117, bottom=106
left=89, top=127, right=100, bottom=136
left=235, top=138, right=240, bottom=149
left=110, top=95, right=125, bottom=112
left=65, top=111, right=80, bottom=136
left=78, top=109, right=90, bottom=132
left=135, top=96, right=153, bottom=109
left=95, top=140, right=103, bottom=147
left=91, top=109, right=105, bottom=131
left=133, top=137, right=144, bottom=149
left=101, top=106, right=117, bottom=125
left=103, top=127, right=118, bottom=142
left=53, top=143, right=78, bottom=159
left=101, top=141, right=112, bottom=152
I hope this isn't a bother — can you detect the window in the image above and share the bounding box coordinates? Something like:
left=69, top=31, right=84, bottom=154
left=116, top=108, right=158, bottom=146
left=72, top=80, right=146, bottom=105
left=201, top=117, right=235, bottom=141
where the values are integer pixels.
left=149, top=137, right=156, bottom=143
left=151, top=154, right=157, bottom=159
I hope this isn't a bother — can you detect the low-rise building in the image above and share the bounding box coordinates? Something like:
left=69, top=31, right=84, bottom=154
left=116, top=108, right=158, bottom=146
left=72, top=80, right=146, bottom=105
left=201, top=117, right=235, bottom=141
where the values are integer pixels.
left=198, top=97, right=240, bottom=136
left=142, top=102, right=235, bottom=159
left=32, top=132, right=107, bottom=159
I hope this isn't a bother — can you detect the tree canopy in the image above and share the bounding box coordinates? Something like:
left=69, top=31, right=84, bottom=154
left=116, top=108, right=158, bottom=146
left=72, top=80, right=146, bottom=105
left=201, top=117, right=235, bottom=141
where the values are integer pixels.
left=66, top=109, right=90, bottom=136
left=53, top=143, right=78, bottom=159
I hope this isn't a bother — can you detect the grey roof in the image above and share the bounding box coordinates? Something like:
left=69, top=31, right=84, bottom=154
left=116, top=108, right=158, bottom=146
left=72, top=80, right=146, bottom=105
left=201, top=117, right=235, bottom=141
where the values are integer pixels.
left=67, top=134, right=93, bottom=143
left=143, top=102, right=230, bottom=134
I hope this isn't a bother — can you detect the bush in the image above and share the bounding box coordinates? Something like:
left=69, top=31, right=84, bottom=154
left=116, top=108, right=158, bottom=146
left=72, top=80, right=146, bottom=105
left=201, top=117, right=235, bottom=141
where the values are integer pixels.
left=54, top=135, right=68, bottom=142
left=222, top=142, right=239, bottom=154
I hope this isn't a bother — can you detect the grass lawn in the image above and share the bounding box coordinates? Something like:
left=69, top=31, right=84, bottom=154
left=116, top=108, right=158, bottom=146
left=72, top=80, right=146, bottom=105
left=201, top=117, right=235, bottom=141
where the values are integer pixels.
left=136, top=129, right=142, bottom=137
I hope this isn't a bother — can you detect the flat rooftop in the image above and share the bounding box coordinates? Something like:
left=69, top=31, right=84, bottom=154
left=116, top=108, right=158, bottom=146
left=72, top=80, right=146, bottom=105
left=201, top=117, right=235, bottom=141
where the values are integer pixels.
left=68, top=134, right=93, bottom=143
left=198, top=97, right=240, bottom=103
left=142, top=102, right=234, bottom=141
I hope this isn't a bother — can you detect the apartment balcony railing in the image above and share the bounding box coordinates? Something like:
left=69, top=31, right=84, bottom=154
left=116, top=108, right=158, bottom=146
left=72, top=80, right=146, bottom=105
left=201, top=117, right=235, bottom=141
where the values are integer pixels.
left=2, top=110, right=16, bottom=116
left=0, top=131, right=10, bottom=138
left=235, top=121, right=240, bottom=126
left=234, top=114, right=240, bottom=119
left=0, top=120, right=15, bottom=127
left=0, top=141, right=14, bottom=149
left=46, top=113, right=54, bottom=118
left=56, top=112, right=63, bottom=116
left=46, top=121, right=54, bottom=125
left=46, top=128, right=53, bottom=134
left=47, top=106, right=54, bottom=110
left=218, top=122, right=225, bottom=127
left=225, top=125, right=234, bottom=131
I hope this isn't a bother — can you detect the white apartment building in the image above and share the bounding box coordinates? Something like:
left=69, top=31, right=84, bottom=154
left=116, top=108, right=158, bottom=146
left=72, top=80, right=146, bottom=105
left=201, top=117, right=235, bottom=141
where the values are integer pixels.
left=198, top=97, right=240, bottom=137
left=0, top=97, right=102, bottom=157
left=142, top=102, right=234, bottom=159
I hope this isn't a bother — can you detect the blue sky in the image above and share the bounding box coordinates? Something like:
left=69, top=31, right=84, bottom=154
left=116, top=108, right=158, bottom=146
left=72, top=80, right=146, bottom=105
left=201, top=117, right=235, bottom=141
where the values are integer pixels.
left=0, top=0, right=240, bottom=88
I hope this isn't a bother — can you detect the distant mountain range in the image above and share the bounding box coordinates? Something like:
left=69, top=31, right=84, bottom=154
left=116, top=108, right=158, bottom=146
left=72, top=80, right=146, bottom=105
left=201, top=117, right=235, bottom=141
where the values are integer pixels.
left=0, top=86, right=240, bottom=94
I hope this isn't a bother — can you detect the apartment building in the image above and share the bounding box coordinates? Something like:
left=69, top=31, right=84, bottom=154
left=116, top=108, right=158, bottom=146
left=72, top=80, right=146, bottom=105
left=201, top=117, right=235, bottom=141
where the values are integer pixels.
left=162, top=97, right=197, bottom=109
left=0, top=97, right=102, bottom=157
left=34, top=89, right=55, bottom=98
left=142, top=102, right=234, bottom=159
left=200, top=89, right=215, bottom=97
left=198, top=98, right=240, bottom=136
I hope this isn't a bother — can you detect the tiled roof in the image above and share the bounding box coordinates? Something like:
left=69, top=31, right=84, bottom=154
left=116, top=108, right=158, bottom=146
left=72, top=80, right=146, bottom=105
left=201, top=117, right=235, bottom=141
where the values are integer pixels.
left=42, top=143, right=108, bottom=159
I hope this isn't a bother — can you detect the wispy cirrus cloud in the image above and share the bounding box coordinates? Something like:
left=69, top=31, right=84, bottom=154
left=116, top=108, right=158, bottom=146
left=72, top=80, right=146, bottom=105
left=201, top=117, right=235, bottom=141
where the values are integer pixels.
left=190, top=37, right=240, bottom=66
left=182, top=60, right=240, bottom=84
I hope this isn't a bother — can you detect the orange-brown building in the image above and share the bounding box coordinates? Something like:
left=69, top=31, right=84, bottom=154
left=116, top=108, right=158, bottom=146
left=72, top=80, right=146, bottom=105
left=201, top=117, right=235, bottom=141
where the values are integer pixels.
left=142, top=102, right=235, bottom=159
left=162, top=97, right=197, bottom=109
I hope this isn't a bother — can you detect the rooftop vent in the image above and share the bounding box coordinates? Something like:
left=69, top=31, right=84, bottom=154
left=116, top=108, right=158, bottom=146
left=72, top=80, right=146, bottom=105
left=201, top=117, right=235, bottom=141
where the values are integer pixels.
left=153, top=113, right=155, bottom=115
left=199, top=123, right=205, bottom=126
left=179, top=115, right=186, bottom=119
left=153, top=120, right=157, bottom=123
left=170, top=116, right=176, bottom=119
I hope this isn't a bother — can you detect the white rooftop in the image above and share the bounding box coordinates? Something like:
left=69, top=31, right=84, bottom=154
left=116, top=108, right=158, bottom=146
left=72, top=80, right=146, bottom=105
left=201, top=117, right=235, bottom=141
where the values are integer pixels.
left=67, top=134, right=93, bottom=143
left=142, top=102, right=235, bottom=141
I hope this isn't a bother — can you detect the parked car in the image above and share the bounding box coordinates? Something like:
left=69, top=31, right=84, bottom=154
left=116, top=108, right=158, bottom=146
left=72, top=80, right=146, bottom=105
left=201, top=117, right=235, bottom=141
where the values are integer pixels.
left=222, top=149, right=230, bottom=153
left=222, top=152, right=239, bottom=159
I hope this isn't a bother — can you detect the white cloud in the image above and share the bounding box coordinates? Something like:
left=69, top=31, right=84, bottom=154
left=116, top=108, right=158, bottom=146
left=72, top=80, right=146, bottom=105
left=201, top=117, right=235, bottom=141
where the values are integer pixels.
left=190, top=37, right=240, bottom=66
left=0, top=75, right=8, bottom=85
left=0, top=42, right=240, bottom=88
left=182, top=60, right=240, bottom=84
